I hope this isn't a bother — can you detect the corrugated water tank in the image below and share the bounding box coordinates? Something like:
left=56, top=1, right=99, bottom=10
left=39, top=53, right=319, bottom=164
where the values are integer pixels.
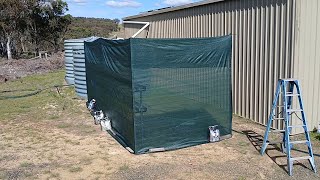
left=64, top=41, right=77, bottom=85
left=73, top=45, right=87, bottom=99
left=64, top=37, right=98, bottom=99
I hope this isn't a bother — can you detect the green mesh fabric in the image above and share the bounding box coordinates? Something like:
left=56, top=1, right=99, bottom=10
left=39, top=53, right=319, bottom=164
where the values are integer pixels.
left=85, top=36, right=232, bottom=154
left=85, top=39, right=135, bottom=150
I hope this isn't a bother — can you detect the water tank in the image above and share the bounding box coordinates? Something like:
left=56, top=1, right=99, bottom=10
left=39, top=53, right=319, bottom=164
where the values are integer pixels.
left=73, top=45, right=87, bottom=99
left=64, top=42, right=75, bottom=85
left=64, top=39, right=86, bottom=85
left=64, top=37, right=98, bottom=99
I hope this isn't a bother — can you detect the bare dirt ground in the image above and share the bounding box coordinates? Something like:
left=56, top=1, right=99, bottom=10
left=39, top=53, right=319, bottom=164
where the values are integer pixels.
left=1, top=114, right=319, bottom=180
left=0, top=53, right=64, bottom=83
left=0, top=72, right=320, bottom=180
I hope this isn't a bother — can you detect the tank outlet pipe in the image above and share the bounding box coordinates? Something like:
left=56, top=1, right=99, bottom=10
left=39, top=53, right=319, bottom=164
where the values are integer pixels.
left=123, top=21, right=150, bottom=38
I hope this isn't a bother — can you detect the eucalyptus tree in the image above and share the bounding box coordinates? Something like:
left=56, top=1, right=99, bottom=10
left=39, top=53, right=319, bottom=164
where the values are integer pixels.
left=29, top=0, right=71, bottom=52
left=0, top=0, right=71, bottom=59
left=0, top=0, right=29, bottom=59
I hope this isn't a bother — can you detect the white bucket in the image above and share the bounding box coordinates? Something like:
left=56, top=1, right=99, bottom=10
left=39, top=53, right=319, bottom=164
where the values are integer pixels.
left=209, top=125, right=220, bottom=142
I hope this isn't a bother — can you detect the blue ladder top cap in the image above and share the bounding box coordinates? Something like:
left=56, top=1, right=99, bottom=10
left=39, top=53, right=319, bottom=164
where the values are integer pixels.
left=280, top=78, right=299, bottom=81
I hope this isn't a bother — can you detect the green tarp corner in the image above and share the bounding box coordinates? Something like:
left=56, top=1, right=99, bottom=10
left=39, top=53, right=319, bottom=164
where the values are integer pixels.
left=85, top=36, right=232, bottom=154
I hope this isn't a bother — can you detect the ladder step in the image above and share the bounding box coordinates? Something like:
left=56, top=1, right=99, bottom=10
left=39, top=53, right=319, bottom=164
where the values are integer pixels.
left=287, top=109, right=303, bottom=113
left=273, top=117, right=285, bottom=120
left=285, top=93, right=300, bottom=97
left=267, top=141, right=283, bottom=145
left=282, top=78, right=298, bottom=81
left=290, top=140, right=308, bottom=144
left=269, top=129, right=285, bottom=133
left=290, top=156, right=312, bottom=161
left=288, top=125, right=307, bottom=128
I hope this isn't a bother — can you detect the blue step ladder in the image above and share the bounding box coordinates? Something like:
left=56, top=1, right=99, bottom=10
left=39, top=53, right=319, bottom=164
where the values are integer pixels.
left=260, top=79, right=317, bottom=176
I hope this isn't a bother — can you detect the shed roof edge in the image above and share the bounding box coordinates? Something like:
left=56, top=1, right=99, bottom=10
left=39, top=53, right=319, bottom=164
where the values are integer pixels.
left=123, top=0, right=226, bottom=20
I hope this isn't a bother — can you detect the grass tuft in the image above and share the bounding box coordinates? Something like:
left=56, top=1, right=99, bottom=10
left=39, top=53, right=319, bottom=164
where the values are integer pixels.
left=118, top=164, right=129, bottom=171
left=20, top=162, right=34, bottom=168
left=69, top=166, right=83, bottom=173
left=311, top=132, right=320, bottom=141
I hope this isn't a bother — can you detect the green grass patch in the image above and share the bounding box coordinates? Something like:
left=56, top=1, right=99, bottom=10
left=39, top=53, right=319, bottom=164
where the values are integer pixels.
left=0, top=70, right=79, bottom=121
left=311, top=132, right=320, bottom=141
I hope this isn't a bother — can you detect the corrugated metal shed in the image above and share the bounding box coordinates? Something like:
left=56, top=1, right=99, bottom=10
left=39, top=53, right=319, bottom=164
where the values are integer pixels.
left=292, top=0, right=320, bottom=132
left=123, top=0, right=320, bottom=133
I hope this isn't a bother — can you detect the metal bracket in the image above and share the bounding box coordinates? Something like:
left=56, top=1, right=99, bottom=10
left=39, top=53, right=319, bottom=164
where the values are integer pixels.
left=123, top=21, right=150, bottom=38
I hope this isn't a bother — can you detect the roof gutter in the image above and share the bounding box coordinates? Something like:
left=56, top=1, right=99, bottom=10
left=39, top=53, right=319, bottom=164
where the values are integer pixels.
left=123, top=21, right=150, bottom=38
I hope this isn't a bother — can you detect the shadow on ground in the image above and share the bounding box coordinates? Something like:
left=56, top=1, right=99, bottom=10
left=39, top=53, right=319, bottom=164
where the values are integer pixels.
left=242, top=130, right=315, bottom=175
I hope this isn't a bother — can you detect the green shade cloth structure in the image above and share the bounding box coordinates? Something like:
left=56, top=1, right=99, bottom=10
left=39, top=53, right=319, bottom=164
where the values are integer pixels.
left=85, top=36, right=232, bottom=154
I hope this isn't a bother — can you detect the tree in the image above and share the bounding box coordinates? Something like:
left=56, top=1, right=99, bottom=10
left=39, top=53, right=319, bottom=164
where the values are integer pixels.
left=65, top=17, right=120, bottom=39
left=0, top=0, right=29, bottom=59
left=29, top=0, right=71, bottom=52
left=0, top=0, right=71, bottom=59
left=113, top=18, right=120, bottom=25
left=0, top=0, right=120, bottom=59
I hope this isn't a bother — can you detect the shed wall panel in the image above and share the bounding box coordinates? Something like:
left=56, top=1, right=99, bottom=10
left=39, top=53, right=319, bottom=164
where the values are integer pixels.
left=124, top=23, right=149, bottom=38
left=293, top=0, right=320, bottom=132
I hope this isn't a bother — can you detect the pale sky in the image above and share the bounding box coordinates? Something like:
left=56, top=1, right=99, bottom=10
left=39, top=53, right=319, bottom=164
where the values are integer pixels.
left=65, top=0, right=202, bottom=19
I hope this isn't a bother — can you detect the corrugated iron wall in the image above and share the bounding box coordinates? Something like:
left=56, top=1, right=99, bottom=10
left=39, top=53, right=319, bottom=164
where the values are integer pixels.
left=292, top=0, right=320, bottom=132
left=124, top=0, right=319, bottom=131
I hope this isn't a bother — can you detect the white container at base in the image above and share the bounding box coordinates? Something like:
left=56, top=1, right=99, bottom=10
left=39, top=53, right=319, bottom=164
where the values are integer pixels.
left=209, top=125, right=220, bottom=142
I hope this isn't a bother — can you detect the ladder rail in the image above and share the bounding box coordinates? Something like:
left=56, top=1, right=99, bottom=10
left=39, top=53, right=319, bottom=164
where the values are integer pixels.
left=283, top=81, right=293, bottom=176
left=295, top=80, right=317, bottom=172
left=260, top=80, right=282, bottom=155
left=287, top=81, right=295, bottom=132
